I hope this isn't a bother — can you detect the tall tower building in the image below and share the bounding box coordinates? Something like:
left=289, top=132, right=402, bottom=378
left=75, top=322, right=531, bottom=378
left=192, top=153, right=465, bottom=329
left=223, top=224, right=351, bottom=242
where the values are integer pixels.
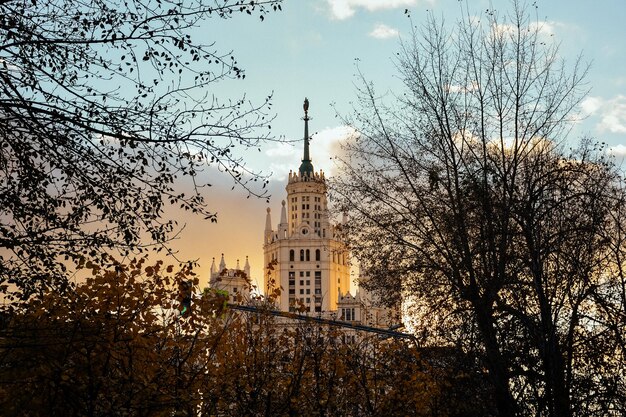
left=264, top=98, right=350, bottom=312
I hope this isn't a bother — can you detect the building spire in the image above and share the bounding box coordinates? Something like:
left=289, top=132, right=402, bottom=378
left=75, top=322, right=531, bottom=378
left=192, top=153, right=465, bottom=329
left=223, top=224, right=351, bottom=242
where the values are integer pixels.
left=299, top=97, right=314, bottom=177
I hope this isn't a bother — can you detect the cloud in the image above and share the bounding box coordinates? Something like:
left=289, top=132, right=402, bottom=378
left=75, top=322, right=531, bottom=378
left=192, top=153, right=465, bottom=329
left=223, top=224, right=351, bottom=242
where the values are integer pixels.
left=580, top=96, right=602, bottom=116
left=607, top=144, right=626, bottom=169
left=369, top=23, right=400, bottom=39
left=492, top=20, right=568, bottom=40
left=599, top=96, right=626, bottom=134
left=265, top=142, right=299, bottom=158
left=261, top=125, right=357, bottom=181
left=582, top=95, right=626, bottom=134
left=607, top=144, right=626, bottom=158
left=528, top=20, right=567, bottom=37
left=326, top=0, right=420, bottom=20
left=309, top=125, right=359, bottom=176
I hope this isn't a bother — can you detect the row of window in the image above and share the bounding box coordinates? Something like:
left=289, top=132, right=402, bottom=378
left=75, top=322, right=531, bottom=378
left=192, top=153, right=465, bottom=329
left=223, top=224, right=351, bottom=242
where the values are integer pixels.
left=292, top=203, right=325, bottom=213
left=273, top=249, right=346, bottom=265
left=290, top=249, right=321, bottom=262
left=289, top=288, right=322, bottom=295
left=290, top=196, right=322, bottom=203
left=288, top=296, right=323, bottom=313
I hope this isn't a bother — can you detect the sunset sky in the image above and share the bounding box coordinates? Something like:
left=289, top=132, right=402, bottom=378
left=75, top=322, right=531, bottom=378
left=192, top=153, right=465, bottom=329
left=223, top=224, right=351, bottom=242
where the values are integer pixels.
left=169, top=0, right=626, bottom=290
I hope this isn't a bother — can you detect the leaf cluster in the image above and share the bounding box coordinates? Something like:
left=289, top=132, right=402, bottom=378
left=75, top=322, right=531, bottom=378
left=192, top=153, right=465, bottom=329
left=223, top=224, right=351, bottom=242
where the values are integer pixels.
left=0, top=0, right=283, bottom=298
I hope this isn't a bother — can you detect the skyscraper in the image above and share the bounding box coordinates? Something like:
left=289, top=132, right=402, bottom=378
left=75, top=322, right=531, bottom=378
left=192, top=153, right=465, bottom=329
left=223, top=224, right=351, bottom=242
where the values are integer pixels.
left=263, top=98, right=350, bottom=312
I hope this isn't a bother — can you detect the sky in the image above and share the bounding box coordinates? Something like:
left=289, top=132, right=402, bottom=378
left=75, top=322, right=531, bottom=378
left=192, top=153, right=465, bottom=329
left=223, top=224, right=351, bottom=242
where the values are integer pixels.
left=168, top=0, right=626, bottom=291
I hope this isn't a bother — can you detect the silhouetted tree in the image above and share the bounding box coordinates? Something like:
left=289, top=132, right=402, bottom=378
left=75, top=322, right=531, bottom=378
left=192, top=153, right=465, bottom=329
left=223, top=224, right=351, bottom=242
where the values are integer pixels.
left=0, top=257, right=491, bottom=416
left=0, top=0, right=282, bottom=299
left=332, top=2, right=626, bottom=416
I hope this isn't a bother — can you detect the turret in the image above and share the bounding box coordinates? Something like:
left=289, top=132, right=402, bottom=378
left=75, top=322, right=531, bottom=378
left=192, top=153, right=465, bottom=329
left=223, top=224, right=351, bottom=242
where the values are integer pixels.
left=264, top=207, right=273, bottom=243
left=219, top=253, right=226, bottom=271
left=278, top=200, right=288, bottom=239
left=210, top=257, right=217, bottom=275
left=244, top=256, right=251, bottom=278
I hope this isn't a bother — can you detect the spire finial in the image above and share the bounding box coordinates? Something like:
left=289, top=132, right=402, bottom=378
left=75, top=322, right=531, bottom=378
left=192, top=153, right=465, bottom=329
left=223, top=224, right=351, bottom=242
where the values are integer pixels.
left=299, top=97, right=314, bottom=176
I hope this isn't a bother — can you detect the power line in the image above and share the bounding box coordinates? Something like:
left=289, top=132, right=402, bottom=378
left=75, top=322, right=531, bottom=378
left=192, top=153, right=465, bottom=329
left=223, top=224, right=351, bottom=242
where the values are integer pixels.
left=226, top=303, right=414, bottom=340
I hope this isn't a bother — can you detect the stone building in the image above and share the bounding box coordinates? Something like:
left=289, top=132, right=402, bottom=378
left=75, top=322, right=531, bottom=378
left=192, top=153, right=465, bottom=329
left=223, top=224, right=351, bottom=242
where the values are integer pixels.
left=263, top=98, right=350, bottom=313
left=209, top=254, right=252, bottom=302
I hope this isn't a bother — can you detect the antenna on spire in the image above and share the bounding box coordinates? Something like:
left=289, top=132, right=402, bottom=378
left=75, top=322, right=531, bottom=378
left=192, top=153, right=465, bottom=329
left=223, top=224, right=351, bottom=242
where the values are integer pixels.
left=299, top=97, right=314, bottom=176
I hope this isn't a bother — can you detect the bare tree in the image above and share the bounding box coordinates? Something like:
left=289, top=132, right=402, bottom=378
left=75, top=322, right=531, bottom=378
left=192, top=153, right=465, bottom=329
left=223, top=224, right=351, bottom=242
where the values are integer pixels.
left=332, top=2, right=626, bottom=416
left=0, top=0, right=283, bottom=298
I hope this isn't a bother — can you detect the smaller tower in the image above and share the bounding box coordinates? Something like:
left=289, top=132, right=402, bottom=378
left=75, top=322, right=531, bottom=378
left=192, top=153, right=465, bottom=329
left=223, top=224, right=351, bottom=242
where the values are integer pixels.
left=209, top=254, right=252, bottom=302
left=244, top=256, right=251, bottom=278
left=264, top=207, right=273, bottom=243
left=219, top=253, right=226, bottom=272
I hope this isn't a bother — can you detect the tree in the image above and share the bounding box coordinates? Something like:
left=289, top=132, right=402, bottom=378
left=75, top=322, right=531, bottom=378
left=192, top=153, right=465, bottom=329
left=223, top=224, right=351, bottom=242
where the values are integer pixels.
left=0, top=257, right=491, bottom=416
left=332, top=2, right=626, bottom=416
left=0, top=0, right=282, bottom=299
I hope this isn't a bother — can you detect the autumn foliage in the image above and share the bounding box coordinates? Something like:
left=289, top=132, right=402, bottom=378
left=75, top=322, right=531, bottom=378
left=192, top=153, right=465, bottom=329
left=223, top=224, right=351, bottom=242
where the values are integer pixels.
left=0, top=259, right=491, bottom=416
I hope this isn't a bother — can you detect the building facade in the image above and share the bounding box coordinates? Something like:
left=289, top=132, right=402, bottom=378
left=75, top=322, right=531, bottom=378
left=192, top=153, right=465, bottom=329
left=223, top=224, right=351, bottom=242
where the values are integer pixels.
left=263, top=98, right=350, bottom=312
left=209, top=254, right=252, bottom=302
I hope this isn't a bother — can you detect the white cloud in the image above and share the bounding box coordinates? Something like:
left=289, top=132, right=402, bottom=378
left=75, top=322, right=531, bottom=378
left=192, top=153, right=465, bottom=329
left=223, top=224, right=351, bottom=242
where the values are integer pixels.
left=599, top=97, right=626, bottom=134
left=310, top=125, right=359, bottom=176
left=607, top=144, right=626, bottom=158
left=326, top=0, right=420, bottom=20
left=492, top=20, right=567, bottom=40
left=589, top=96, right=626, bottom=134
left=265, top=142, right=298, bottom=158
left=445, top=82, right=479, bottom=93
left=577, top=95, right=626, bottom=134
left=369, top=23, right=400, bottom=39
left=580, top=96, right=602, bottom=116
left=265, top=125, right=358, bottom=181
left=529, top=20, right=566, bottom=37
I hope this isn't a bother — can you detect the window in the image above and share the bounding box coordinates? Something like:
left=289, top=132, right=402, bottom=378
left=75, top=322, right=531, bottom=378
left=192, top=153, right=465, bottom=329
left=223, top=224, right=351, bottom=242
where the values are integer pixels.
left=300, top=249, right=304, bottom=261
left=342, top=308, right=355, bottom=321
left=306, top=271, right=310, bottom=277
left=306, top=289, right=310, bottom=294
left=289, top=289, right=295, bottom=294
left=300, top=272, right=304, bottom=277
left=315, top=306, right=321, bottom=312
left=306, top=297, right=310, bottom=303
left=306, top=280, right=310, bottom=286
left=306, top=249, right=310, bottom=261
left=300, top=280, right=304, bottom=285
left=315, top=288, right=321, bottom=295
left=315, top=249, right=321, bottom=261
left=289, top=250, right=294, bottom=262
left=300, top=289, right=304, bottom=294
